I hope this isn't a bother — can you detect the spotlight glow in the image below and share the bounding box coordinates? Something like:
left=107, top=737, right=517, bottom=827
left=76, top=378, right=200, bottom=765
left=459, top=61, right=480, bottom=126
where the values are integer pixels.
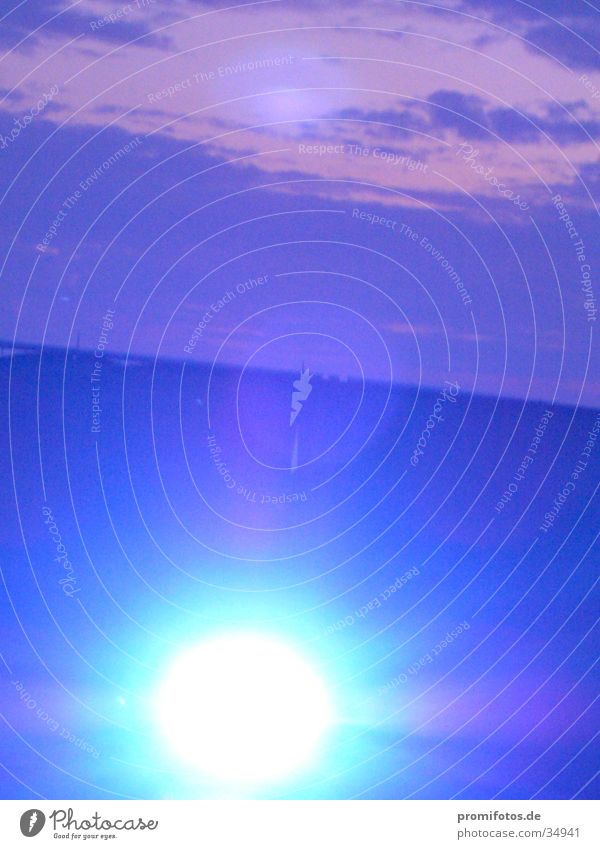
left=157, top=634, right=332, bottom=784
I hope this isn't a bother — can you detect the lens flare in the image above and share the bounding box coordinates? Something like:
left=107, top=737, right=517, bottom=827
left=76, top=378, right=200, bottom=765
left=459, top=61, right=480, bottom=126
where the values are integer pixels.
left=157, top=634, right=332, bottom=785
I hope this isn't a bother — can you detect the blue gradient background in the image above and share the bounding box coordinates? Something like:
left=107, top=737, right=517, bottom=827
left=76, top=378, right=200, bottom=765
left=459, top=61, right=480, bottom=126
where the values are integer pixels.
left=0, top=0, right=599, bottom=800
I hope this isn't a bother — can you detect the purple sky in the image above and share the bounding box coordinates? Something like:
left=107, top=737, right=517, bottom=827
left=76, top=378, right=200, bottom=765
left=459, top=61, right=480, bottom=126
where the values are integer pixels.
left=1, top=0, right=599, bottom=405
left=1, top=2, right=600, bottom=803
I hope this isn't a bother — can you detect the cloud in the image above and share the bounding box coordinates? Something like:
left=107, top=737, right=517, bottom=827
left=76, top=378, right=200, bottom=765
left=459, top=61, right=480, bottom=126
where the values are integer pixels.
left=524, top=23, right=600, bottom=70
left=0, top=0, right=170, bottom=50
left=0, top=0, right=598, bottom=216
left=426, top=90, right=600, bottom=144
left=460, top=0, right=600, bottom=69
left=460, top=0, right=598, bottom=22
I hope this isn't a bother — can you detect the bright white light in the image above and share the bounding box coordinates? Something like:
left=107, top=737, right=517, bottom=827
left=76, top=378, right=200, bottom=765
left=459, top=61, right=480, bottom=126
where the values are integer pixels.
left=157, top=634, right=332, bottom=785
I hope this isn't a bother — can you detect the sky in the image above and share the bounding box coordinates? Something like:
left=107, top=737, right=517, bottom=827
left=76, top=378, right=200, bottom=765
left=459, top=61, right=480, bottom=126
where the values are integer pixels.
left=1, top=353, right=599, bottom=800
left=0, top=0, right=599, bottom=405
left=0, top=0, right=599, bottom=805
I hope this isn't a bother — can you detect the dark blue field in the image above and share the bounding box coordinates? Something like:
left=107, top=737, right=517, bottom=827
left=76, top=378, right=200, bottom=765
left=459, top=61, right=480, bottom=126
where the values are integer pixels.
left=0, top=347, right=598, bottom=800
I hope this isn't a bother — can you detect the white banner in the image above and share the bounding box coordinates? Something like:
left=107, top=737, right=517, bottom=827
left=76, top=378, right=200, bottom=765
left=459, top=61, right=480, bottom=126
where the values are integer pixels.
left=0, top=800, right=597, bottom=848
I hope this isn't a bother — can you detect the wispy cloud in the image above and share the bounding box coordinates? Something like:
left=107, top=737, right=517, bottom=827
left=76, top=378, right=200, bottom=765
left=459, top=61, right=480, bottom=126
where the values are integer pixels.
left=0, top=0, right=598, bottom=214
